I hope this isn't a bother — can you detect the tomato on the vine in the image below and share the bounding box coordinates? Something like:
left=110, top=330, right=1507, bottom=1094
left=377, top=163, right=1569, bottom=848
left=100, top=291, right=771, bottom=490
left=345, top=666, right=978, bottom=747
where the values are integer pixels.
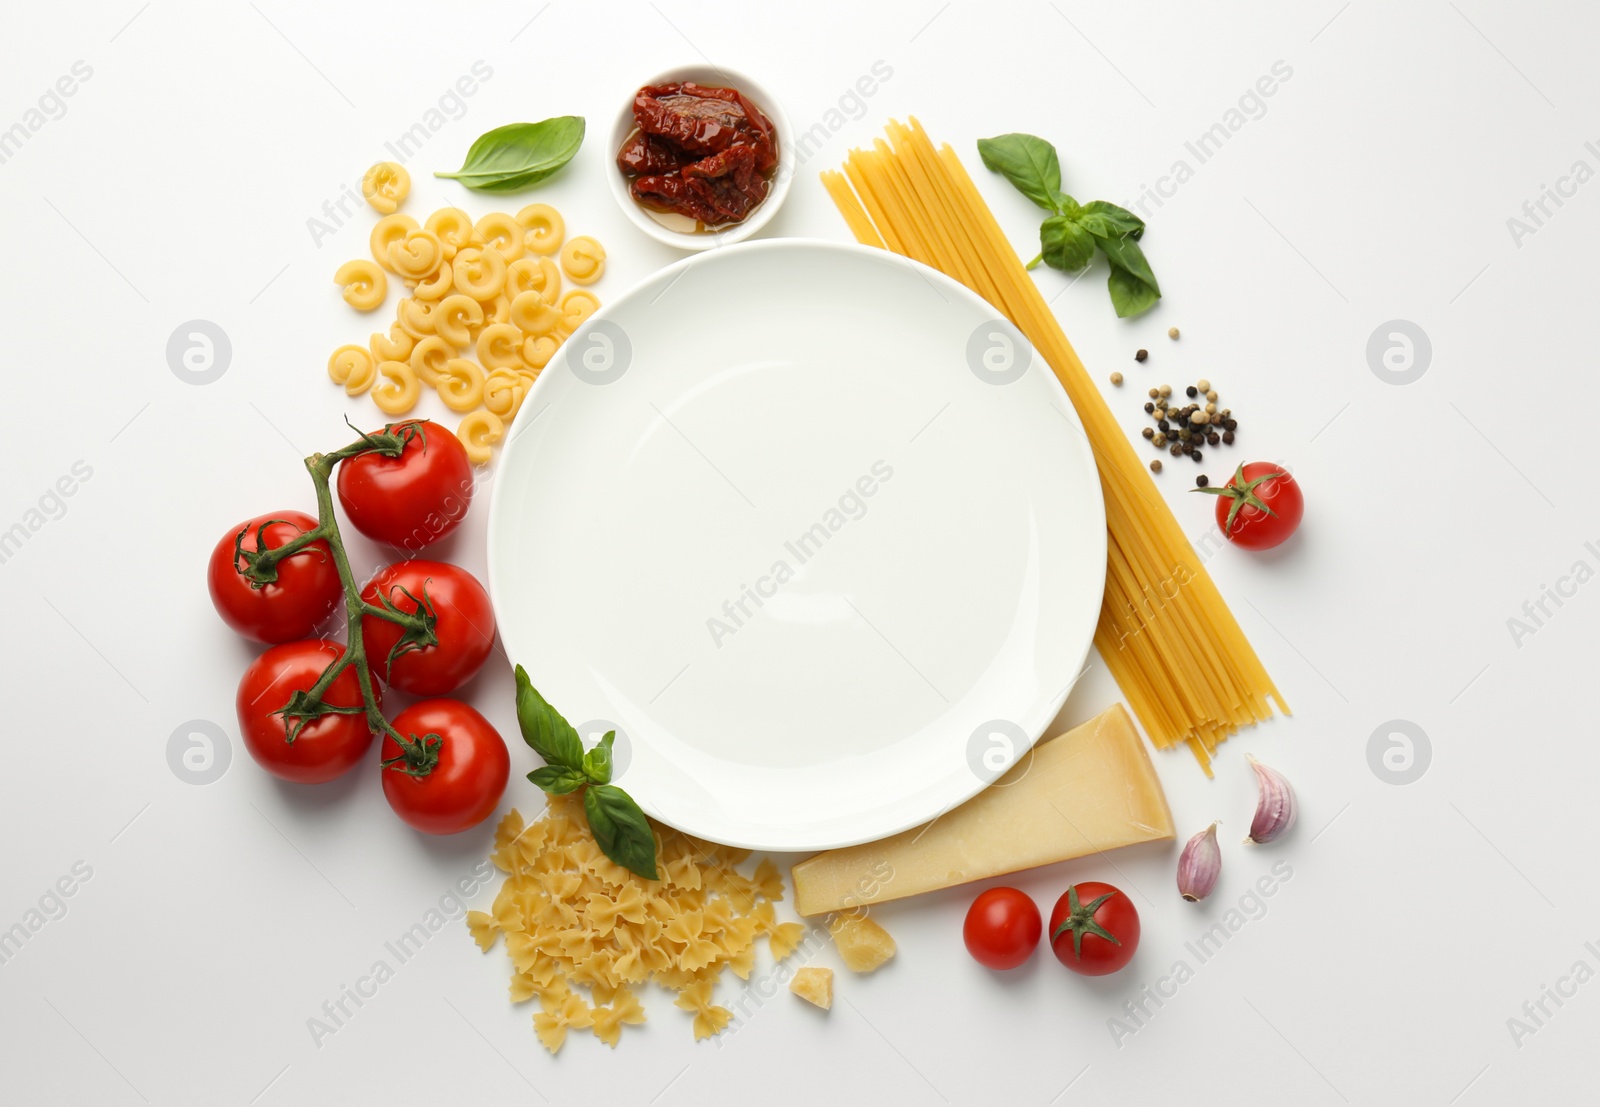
left=361, top=560, right=495, bottom=695
left=1201, top=463, right=1304, bottom=551
left=1049, top=881, right=1139, bottom=976
left=237, top=639, right=376, bottom=783
left=336, top=421, right=472, bottom=550
left=208, top=511, right=342, bottom=643
left=963, top=887, right=1041, bottom=970
left=381, top=700, right=509, bottom=834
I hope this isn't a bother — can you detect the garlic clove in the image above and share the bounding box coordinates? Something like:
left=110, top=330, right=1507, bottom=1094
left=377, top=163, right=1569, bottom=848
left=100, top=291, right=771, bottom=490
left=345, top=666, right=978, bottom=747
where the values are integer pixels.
left=1246, top=756, right=1297, bottom=844
left=1177, top=821, right=1221, bottom=902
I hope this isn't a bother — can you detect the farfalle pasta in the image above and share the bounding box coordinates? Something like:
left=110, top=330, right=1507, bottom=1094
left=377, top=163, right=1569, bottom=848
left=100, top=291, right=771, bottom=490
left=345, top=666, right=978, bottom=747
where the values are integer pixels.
left=465, top=799, right=805, bottom=1053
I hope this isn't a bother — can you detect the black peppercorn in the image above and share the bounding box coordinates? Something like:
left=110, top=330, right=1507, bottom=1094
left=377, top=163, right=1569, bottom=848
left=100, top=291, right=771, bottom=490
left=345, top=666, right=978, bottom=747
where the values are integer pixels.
left=1158, top=419, right=1170, bottom=432
left=1185, top=385, right=1198, bottom=398
left=1142, top=427, right=1154, bottom=439
left=1196, top=474, right=1209, bottom=488
left=1222, top=430, right=1235, bottom=444
left=1135, top=349, right=1148, bottom=362
left=1144, top=402, right=1155, bottom=414
left=1206, top=432, right=1220, bottom=446
left=1169, top=443, right=1183, bottom=456
left=1191, top=449, right=1203, bottom=462
left=1222, top=418, right=1237, bottom=431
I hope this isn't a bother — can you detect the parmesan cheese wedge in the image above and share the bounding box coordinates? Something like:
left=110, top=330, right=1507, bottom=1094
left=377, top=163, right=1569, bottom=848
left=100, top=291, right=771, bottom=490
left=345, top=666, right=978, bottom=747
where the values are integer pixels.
left=791, top=705, right=1174, bottom=916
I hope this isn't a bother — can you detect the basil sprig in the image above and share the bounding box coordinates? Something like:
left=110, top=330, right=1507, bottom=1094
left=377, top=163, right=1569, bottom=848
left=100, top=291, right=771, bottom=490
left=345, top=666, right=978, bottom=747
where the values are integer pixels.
left=977, top=133, right=1161, bottom=318
left=435, top=116, right=585, bottom=192
left=514, top=665, right=658, bottom=879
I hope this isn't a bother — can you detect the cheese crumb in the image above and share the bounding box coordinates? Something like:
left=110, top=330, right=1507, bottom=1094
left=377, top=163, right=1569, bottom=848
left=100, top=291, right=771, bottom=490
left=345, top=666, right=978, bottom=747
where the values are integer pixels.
left=789, top=967, right=834, bottom=1009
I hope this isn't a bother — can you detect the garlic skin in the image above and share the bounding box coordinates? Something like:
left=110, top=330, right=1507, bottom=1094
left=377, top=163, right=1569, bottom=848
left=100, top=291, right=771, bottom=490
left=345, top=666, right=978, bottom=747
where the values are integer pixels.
left=1177, top=822, right=1221, bottom=901
left=1247, top=757, right=1297, bottom=844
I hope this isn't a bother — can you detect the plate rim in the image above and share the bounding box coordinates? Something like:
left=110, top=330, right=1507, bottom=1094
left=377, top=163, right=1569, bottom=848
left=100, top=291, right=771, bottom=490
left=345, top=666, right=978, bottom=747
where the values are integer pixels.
left=486, top=237, right=1106, bottom=851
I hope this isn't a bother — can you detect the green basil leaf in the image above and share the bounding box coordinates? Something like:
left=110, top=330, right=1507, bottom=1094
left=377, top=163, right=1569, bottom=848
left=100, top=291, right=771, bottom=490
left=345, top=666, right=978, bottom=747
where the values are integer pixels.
left=584, top=784, right=658, bottom=879
left=435, top=116, right=585, bottom=192
left=1106, top=260, right=1163, bottom=318
left=528, top=765, right=588, bottom=795
left=1040, top=215, right=1096, bottom=271
left=1093, top=232, right=1160, bottom=295
left=976, top=133, right=1062, bottom=212
left=582, top=731, right=615, bottom=785
left=1078, top=200, right=1145, bottom=240
left=1053, top=192, right=1081, bottom=218
left=513, top=665, right=585, bottom=770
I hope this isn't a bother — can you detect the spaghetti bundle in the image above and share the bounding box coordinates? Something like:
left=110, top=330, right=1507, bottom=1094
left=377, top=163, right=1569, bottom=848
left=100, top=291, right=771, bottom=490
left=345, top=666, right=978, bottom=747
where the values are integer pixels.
left=823, top=119, right=1285, bottom=772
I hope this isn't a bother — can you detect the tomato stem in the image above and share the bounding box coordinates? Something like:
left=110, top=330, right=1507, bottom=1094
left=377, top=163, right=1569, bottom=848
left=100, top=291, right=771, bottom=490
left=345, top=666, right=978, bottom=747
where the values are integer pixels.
left=265, top=420, right=443, bottom=770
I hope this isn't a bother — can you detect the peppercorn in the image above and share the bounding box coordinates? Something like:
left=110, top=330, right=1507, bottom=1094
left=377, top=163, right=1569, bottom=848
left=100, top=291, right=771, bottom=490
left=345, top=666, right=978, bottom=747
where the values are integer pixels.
left=1185, top=385, right=1198, bottom=398
left=1169, top=443, right=1183, bottom=456
left=1219, top=409, right=1231, bottom=419
left=1110, top=372, right=1123, bottom=386
left=1191, top=449, right=1203, bottom=462
left=1222, top=430, right=1235, bottom=444
left=1206, top=390, right=1218, bottom=403
left=1222, top=418, right=1237, bottom=431
left=1153, top=432, right=1167, bottom=447
left=1144, top=402, right=1155, bottom=414
left=1158, top=419, right=1170, bottom=432
left=1191, top=411, right=1209, bottom=426
left=1150, top=459, right=1162, bottom=472
left=1196, top=474, right=1209, bottom=487
left=1196, top=377, right=1210, bottom=391
left=1148, top=388, right=1159, bottom=399
left=1178, top=428, right=1191, bottom=441
left=1141, top=427, right=1154, bottom=439
left=1206, top=431, right=1220, bottom=446
left=1158, top=384, right=1172, bottom=398
left=1168, top=327, right=1180, bottom=339
left=1135, top=349, right=1148, bottom=362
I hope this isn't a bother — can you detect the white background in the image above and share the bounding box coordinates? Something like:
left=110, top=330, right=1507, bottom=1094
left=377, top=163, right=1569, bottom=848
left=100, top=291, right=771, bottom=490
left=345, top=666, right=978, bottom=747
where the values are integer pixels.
left=2, top=1, right=1595, bottom=1104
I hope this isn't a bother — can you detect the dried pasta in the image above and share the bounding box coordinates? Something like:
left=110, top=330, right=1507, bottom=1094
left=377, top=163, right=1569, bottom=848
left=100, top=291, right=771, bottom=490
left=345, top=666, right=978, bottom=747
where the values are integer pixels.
left=516, top=202, right=564, bottom=254
left=370, top=360, right=420, bottom=415
left=334, top=259, right=387, bottom=311
left=361, top=161, right=410, bottom=214
left=466, top=801, right=802, bottom=1053
left=560, top=235, right=605, bottom=285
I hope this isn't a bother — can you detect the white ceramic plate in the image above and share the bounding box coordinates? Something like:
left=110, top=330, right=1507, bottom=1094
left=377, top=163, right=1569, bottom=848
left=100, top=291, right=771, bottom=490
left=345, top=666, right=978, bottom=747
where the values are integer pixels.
left=488, top=240, right=1105, bottom=851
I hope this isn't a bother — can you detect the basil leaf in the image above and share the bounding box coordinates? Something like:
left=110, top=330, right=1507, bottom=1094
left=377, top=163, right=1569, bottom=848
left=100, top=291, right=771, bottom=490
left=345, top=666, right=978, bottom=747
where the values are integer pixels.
left=1040, top=215, right=1096, bottom=271
left=1106, top=260, right=1163, bottom=318
left=1078, top=200, right=1145, bottom=240
left=584, top=784, right=658, bottom=879
left=435, top=116, right=585, bottom=192
left=528, top=765, right=588, bottom=795
left=1094, top=232, right=1159, bottom=290
left=1053, top=192, right=1080, bottom=218
left=977, top=133, right=1062, bottom=212
left=513, top=665, right=585, bottom=771
left=582, top=731, right=614, bottom=785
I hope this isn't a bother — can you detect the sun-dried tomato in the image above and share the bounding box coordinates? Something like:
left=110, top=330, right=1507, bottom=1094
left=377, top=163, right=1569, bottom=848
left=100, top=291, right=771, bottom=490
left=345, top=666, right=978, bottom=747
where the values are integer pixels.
left=618, top=81, right=778, bottom=226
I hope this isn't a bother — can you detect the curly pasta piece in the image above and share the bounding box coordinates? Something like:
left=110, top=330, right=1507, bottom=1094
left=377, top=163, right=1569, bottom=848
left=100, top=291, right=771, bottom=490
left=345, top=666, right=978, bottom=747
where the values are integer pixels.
left=335, top=259, right=387, bottom=311
left=425, top=206, right=473, bottom=257
left=482, top=368, right=527, bottom=419
left=457, top=409, right=504, bottom=464
left=388, top=229, right=445, bottom=280
left=361, top=161, right=410, bottom=214
left=516, top=202, right=565, bottom=255
left=510, top=290, right=563, bottom=337
left=371, top=360, right=421, bottom=415
left=370, top=323, right=413, bottom=362
left=505, top=256, right=561, bottom=301
left=407, top=334, right=453, bottom=387
left=396, top=297, right=438, bottom=339
left=452, top=246, right=507, bottom=300
left=521, top=335, right=558, bottom=372
left=475, top=322, right=523, bottom=370
left=437, top=358, right=486, bottom=412
left=474, top=211, right=525, bottom=261
left=369, top=213, right=418, bottom=272
left=560, top=235, right=605, bottom=285
left=479, top=293, right=511, bottom=326
left=433, top=294, right=485, bottom=346
left=559, top=290, right=600, bottom=330
left=327, top=345, right=375, bottom=395
left=413, top=260, right=453, bottom=301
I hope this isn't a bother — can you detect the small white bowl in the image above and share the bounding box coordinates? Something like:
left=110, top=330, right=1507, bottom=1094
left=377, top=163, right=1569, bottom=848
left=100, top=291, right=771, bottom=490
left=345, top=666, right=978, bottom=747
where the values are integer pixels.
left=607, top=64, right=794, bottom=252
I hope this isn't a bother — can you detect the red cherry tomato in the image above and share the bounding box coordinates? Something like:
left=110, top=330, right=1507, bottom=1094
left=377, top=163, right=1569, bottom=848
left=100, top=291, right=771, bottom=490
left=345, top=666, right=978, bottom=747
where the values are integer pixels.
left=360, top=560, right=495, bottom=695
left=963, top=887, right=1042, bottom=970
left=1206, top=463, right=1304, bottom=551
left=237, top=640, right=376, bottom=783
left=336, top=420, right=473, bottom=550
left=208, top=511, right=342, bottom=643
left=1049, top=881, right=1139, bottom=976
left=381, top=700, right=509, bottom=834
